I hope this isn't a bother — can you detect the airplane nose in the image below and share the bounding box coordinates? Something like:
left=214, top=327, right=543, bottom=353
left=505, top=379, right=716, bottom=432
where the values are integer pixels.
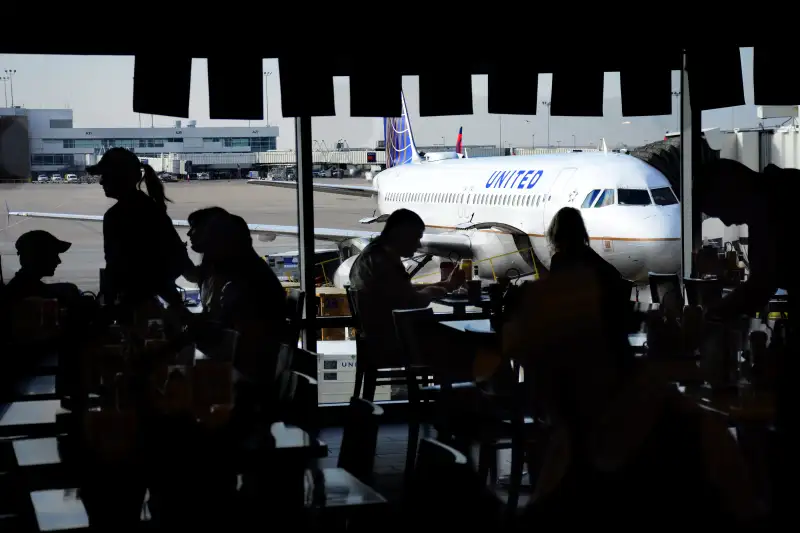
left=643, top=209, right=682, bottom=274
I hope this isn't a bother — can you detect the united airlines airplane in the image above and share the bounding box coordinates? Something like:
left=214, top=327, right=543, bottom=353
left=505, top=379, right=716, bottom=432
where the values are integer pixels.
left=9, top=93, right=681, bottom=287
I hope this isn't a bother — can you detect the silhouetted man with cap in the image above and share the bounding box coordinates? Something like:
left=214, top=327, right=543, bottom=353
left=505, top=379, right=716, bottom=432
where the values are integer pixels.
left=5, top=230, right=80, bottom=305
left=3, top=231, right=90, bottom=394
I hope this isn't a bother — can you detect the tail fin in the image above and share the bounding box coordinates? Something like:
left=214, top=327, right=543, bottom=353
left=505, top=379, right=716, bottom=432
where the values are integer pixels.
left=384, top=91, right=422, bottom=168
left=455, top=126, right=463, bottom=155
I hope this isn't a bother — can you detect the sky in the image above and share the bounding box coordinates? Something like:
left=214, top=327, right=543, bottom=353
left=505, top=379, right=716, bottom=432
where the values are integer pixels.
left=0, top=48, right=776, bottom=151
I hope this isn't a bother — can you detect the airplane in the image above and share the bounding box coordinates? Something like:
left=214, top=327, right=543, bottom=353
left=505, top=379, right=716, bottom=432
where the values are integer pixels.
left=9, top=92, right=681, bottom=289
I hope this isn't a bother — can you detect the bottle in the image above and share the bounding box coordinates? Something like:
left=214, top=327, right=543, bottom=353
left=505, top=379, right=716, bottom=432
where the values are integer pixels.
left=460, top=259, right=473, bottom=281
left=440, top=261, right=455, bottom=282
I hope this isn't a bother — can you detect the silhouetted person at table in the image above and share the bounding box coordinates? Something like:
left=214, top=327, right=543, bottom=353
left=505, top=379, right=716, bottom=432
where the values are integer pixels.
left=547, top=207, right=634, bottom=357
left=505, top=273, right=762, bottom=528
left=195, top=212, right=286, bottom=417
left=4, top=230, right=95, bottom=401
left=695, top=159, right=791, bottom=319
left=186, top=206, right=230, bottom=309
left=349, top=208, right=465, bottom=370
left=5, top=230, right=81, bottom=305
left=89, top=147, right=192, bottom=314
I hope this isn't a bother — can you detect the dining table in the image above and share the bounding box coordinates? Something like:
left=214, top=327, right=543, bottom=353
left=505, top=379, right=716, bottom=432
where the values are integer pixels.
left=439, top=318, right=648, bottom=351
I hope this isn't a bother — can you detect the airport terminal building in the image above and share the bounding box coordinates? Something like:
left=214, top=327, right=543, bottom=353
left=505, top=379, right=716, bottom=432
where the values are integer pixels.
left=0, top=107, right=279, bottom=177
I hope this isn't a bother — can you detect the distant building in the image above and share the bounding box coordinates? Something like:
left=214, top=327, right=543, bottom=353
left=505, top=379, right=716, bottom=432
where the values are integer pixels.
left=0, top=107, right=278, bottom=176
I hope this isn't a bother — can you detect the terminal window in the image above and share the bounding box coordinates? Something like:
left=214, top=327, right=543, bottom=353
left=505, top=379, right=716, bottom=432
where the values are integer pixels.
left=32, top=154, right=74, bottom=166
left=222, top=137, right=276, bottom=151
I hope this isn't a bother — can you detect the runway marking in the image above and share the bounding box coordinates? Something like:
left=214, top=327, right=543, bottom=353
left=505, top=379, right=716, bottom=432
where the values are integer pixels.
left=1, top=200, right=71, bottom=233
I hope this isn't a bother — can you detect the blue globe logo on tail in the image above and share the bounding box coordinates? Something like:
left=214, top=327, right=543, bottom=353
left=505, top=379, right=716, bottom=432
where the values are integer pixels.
left=384, top=92, right=420, bottom=168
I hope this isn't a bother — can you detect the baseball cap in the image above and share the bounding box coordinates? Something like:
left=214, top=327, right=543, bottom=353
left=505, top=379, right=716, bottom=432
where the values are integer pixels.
left=16, top=230, right=72, bottom=256
left=86, top=147, right=142, bottom=176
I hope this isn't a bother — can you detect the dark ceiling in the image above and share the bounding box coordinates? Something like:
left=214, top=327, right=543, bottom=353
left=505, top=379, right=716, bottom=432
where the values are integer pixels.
left=2, top=47, right=795, bottom=120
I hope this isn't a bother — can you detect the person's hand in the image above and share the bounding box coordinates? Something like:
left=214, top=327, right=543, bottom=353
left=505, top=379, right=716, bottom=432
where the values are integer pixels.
left=446, top=267, right=466, bottom=291
left=419, top=285, right=448, bottom=299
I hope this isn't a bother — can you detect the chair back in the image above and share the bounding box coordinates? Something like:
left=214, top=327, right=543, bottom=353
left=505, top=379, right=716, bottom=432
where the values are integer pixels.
left=392, top=307, right=434, bottom=367
left=337, top=397, right=384, bottom=483
left=648, top=272, right=682, bottom=306
left=346, top=287, right=366, bottom=341
left=683, top=277, right=723, bottom=308
left=405, top=438, right=497, bottom=528
left=277, top=369, right=319, bottom=435
left=291, top=347, right=319, bottom=381
left=285, top=289, right=305, bottom=345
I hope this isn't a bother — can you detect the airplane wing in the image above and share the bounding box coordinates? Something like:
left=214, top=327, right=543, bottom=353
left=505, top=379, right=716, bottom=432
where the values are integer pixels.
left=8, top=211, right=473, bottom=258
left=247, top=179, right=377, bottom=198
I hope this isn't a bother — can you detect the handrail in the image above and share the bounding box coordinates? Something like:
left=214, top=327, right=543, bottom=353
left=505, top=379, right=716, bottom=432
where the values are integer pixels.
left=411, top=245, right=541, bottom=283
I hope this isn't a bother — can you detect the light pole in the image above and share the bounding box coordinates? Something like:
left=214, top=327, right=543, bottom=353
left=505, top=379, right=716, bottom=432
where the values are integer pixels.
left=572, top=134, right=576, bottom=148
left=524, top=119, right=535, bottom=149
left=556, top=140, right=561, bottom=149
left=498, top=115, right=503, bottom=154
left=0, top=76, right=8, bottom=107
left=263, top=71, right=273, bottom=126
left=671, top=91, right=681, bottom=131
left=4, top=69, right=17, bottom=107
left=541, top=101, right=551, bottom=147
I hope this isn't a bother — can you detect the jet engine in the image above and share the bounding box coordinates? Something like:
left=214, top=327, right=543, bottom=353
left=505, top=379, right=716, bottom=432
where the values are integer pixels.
left=460, top=223, right=542, bottom=281
left=333, top=255, right=359, bottom=288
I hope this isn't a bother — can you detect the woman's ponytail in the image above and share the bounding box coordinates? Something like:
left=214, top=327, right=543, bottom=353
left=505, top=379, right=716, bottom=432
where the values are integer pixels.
left=139, top=164, right=172, bottom=210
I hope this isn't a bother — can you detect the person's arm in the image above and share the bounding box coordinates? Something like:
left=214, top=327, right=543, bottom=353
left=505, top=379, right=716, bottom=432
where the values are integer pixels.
left=102, top=211, right=123, bottom=301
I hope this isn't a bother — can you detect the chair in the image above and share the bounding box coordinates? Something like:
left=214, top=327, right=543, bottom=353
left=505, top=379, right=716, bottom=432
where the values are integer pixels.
left=277, top=369, right=319, bottom=436
left=683, top=277, right=723, bottom=308
left=285, top=289, right=305, bottom=345
left=648, top=272, right=683, bottom=311
left=391, top=307, right=440, bottom=479
left=347, top=287, right=414, bottom=400
left=291, top=347, right=320, bottom=381
left=394, top=309, right=539, bottom=517
left=405, top=438, right=500, bottom=529
left=336, top=397, right=384, bottom=484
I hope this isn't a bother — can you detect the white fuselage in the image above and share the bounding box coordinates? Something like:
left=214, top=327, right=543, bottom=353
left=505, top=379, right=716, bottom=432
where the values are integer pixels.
left=374, top=152, right=681, bottom=282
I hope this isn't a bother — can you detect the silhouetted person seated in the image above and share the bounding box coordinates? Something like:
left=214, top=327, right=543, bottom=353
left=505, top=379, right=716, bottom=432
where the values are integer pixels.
left=186, top=206, right=230, bottom=310
left=191, top=212, right=286, bottom=423
left=89, top=147, right=192, bottom=317
left=696, top=159, right=790, bottom=319
left=506, top=273, right=762, bottom=528
left=4, top=230, right=94, bottom=396
left=349, top=209, right=468, bottom=367
left=349, top=209, right=512, bottom=392
left=546, top=207, right=635, bottom=350
left=5, top=230, right=81, bottom=307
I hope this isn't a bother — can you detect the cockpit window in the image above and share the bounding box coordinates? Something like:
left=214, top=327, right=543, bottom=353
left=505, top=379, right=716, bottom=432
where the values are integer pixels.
left=617, top=188, right=652, bottom=206
left=651, top=186, right=678, bottom=206
left=581, top=189, right=601, bottom=208
left=594, top=189, right=615, bottom=207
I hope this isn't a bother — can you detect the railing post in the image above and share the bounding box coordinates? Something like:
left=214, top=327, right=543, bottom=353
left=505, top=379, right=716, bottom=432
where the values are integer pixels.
left=295, top=116, right=317, bottom=352
left=680, top=50, right=703, bottom=280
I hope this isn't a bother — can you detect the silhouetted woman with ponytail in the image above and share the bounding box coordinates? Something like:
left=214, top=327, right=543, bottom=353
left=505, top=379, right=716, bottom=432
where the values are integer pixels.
left=88, top=148, right=192, bottom=313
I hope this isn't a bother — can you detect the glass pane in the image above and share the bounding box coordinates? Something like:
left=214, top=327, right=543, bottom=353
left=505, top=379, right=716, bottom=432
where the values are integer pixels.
left=581, top=189, right=600, bottom=208
left=617, top=189, right=652, bottom=205
left=651, top=186, right=678, bottom=205
left=594, top=189, right=616, bottom=207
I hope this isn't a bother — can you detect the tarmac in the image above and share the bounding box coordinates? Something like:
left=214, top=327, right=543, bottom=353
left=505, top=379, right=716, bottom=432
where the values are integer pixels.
left=0, top=179, right=376, bottom=291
